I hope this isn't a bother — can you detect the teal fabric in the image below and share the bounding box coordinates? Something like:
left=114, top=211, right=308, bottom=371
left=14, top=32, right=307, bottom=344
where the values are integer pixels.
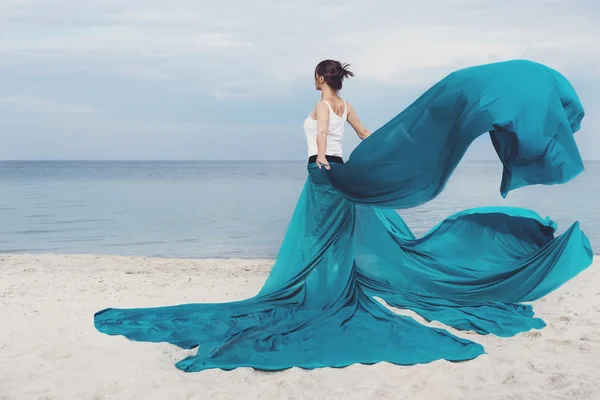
left=94, top=60, right=594, bottom=372
left=328, top=59, right=585, bottom=207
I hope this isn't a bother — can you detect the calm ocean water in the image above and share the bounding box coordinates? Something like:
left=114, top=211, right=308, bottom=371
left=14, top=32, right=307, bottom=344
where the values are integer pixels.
left=0, top=161, right=598, bottom=258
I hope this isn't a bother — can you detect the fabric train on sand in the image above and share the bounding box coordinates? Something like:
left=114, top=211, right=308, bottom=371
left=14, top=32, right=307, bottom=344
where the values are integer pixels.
left=95, top=60, right=594, bottom=371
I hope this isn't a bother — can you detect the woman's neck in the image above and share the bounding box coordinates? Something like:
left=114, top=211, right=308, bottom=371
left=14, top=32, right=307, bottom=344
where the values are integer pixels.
left=320, top=87, right=338, bottom=100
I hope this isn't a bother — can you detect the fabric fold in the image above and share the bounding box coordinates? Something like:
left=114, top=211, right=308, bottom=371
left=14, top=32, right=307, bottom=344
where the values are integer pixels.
left=94, top=60, right=594, bottom=372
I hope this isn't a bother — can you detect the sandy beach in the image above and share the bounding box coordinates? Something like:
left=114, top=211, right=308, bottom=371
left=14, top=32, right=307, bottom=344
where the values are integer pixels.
left=1, top=254, right=599, bottom=400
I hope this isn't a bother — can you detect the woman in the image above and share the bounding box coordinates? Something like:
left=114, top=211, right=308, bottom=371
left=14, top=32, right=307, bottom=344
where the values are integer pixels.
left=95, top=59, right=593, bottom=372
left=304, top=60, right=370, bottom=170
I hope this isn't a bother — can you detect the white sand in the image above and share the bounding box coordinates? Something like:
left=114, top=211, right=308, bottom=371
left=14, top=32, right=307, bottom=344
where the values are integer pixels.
left=1, top=254, right=599, bottom=400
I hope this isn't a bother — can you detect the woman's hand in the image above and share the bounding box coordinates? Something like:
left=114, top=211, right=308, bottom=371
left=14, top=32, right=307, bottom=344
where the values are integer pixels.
left=316, top=155, right=330, bottom=170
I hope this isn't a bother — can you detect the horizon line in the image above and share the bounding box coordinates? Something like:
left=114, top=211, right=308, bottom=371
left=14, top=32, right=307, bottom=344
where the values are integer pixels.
left=1, top=159, right=600, bottom=163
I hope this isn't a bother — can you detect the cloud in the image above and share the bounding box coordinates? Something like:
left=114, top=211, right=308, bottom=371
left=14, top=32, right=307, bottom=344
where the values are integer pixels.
left=2, top=0, right=598, bottom=95
left=0, top=28, right=252, bottom=56
left=107, top=9, right=250, bottom=28
left=0, top=96, right=105, bottom=114
left=0, top=0, right=598, bottom=159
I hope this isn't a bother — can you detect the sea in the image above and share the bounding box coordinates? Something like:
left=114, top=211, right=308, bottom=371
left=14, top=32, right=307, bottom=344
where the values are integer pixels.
left=0, top=160, right=598, bottom=258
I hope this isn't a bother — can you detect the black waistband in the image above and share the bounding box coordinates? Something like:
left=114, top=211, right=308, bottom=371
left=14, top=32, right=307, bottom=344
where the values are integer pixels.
left=308, top=155, right=344, bottom=165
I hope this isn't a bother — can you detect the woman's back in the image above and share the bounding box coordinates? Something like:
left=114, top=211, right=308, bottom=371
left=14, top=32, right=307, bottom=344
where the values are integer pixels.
left=322, top=97, right=346, bottom=118
left=305, top=60, right=370, bottom=166
left=304, top=98, right=347, bottom=157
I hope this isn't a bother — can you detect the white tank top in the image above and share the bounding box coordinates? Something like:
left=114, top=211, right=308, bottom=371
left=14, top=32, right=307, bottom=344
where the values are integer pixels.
left=303, top=100, right=347, bottom=158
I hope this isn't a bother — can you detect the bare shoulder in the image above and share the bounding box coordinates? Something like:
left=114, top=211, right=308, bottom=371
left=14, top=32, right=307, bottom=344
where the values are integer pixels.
left=344, top=100, right=356, bottom=114
left=343, top=100, right=370, bottom=138
left=314, top=100, right=329, bottom=111
left=346, top=101, right=356, bottom=116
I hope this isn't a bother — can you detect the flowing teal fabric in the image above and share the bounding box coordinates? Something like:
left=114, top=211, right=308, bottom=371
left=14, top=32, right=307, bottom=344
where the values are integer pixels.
left=94, top=60, right=594, bottom=372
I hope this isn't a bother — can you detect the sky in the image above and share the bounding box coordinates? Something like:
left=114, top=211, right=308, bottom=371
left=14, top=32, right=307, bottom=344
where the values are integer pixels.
left=0, top=0, right=598, bottom=160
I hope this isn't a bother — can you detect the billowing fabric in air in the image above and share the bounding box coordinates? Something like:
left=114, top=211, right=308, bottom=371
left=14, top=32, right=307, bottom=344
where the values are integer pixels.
left=94, top=60, right=594, bottom=372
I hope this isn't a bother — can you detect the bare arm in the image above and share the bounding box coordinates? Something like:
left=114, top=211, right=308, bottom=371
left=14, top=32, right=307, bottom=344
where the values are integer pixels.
left=315, top=100, right=330, bottom=169
left=346, top=102, right=370, bottom=140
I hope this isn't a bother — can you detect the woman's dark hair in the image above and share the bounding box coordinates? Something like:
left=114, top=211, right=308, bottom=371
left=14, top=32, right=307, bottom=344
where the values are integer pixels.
left=315, top=60, right=354, bottom=91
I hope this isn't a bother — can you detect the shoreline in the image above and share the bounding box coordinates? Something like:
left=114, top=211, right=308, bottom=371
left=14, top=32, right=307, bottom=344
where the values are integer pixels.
left=1, top=253, right=599, bottom=399
left=4, top=250, right=600, bottom=259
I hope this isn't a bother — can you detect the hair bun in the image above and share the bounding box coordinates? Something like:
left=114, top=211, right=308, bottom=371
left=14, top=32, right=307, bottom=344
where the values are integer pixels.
left=315, top=60, right=354, bottom=91
left=338, top=62, right=355, bottom=79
